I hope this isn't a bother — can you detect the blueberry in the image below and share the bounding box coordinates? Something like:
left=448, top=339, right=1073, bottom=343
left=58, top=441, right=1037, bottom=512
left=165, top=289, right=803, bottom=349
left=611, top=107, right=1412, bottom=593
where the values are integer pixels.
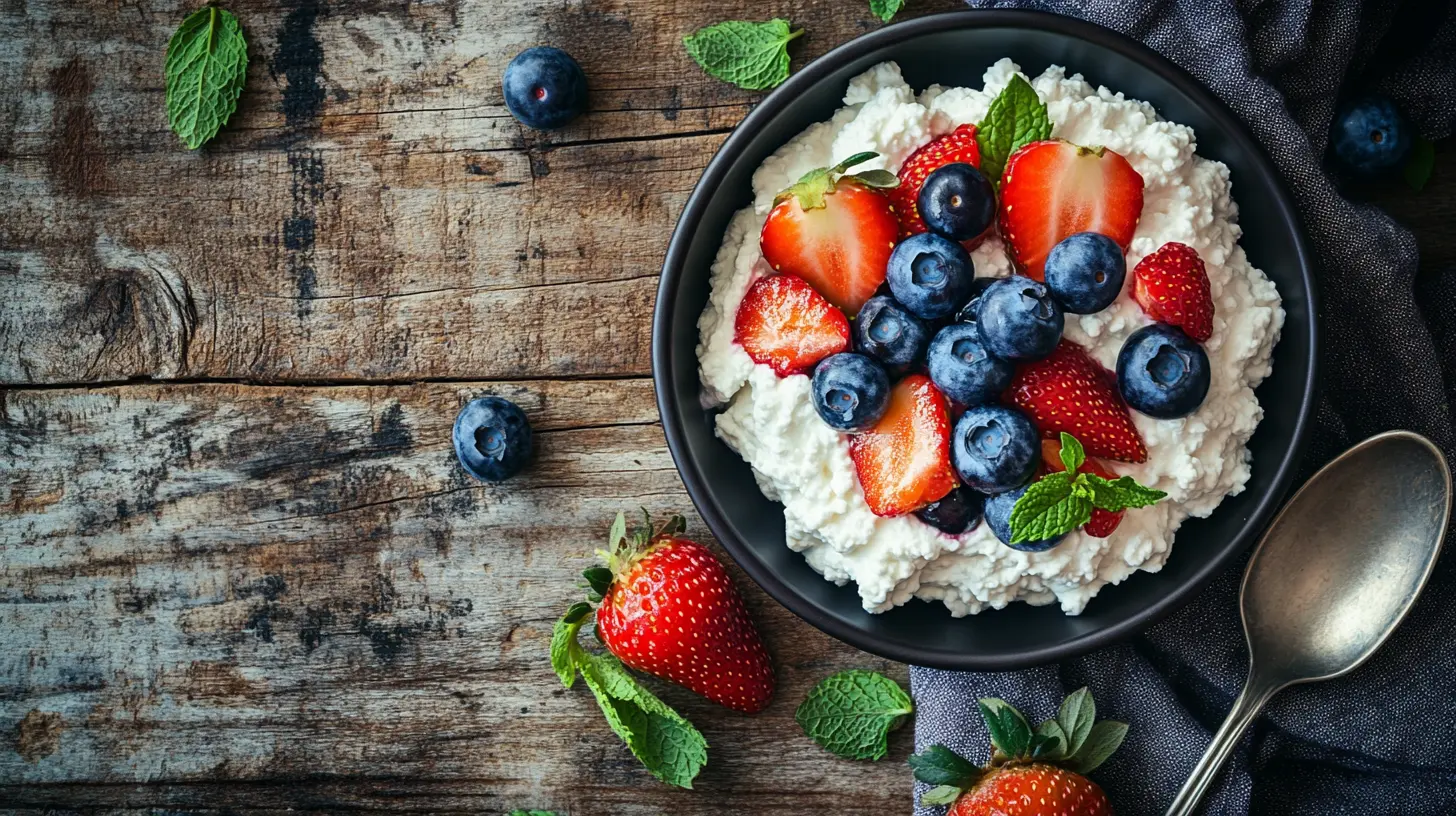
left=985, top=484, right=1067, bottom=551
left=1044, top=232, right=1127, bottom=314
left=453, top=397, right=533, bottom=482
left=1330, top=95, right=1411, bottom=177
left=953, top=276, right=997, bottom=325
left=503, top=47, right=588, bottom=130
left=915, top=486, right=986, bottom=535
left=917, top=163, right=996, bottom=242
left=1116, top=323, right=1211, bottom=419
left=927, top=323, right=1014, bottom=407
left=950, top=404, right=1039, bottom=493
left=811, top=353, right=891, bottom=431
left=976, top=275, right=1064, bottom=361
left=854, top=294, right=931, bottom=371
left=886, top=233, right=976, bottom=321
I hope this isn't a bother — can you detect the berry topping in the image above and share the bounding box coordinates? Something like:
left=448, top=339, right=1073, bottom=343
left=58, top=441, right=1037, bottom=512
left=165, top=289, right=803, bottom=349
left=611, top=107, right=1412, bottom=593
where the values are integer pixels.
left=1330, top=95, right=1412, bottom=177
left=927, top=322, right=1015, bottom=407
left=918, top=163, right=996, bottom=242
left=915, top=485, right=986, bottom=536
left=502, top=47, right=588, bottom=130
left=888, top=123, right=983, bottom=237
left=950, top=404, right=1039, bottom=494
left=453, top=396, right=533, bottom=482
left=1006, top=340, right=1148, bottom=463
left=886, top=232, right=978, bottom=321
left=811, top=352, right=891, bottom=431
left=1043, top=231, right=1128, bottom=314
left=1116, top=323, right=1211, bottom=419
left=976, top=275, right=1064, bottom=361
left=849, top=374, right=957, bottom=517
left=854, top=293, right=931, bottom=371
left=999, top=140, right=1144, bottom=280
left=1130, top=241, right=1214, bottom=342
left=734, top=273, right=850, bottom=377
left=760, top=152, right=901, bottom=314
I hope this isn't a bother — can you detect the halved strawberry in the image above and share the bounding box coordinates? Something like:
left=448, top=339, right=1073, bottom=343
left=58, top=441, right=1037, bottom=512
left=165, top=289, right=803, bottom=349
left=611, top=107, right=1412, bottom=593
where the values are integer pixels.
left=760, top=153, right=900, bottom=314
left=734, top=273, right=850, bottom=377
left=999, top=140, right=1144, bottom=280
left=889, top=124, right=982, bottom=238
left=1041, top=439, right=1122, bottom=537
left=849, top=374, right=957, bottom=516
left=1007, top=340, right=1148, bottom=463
left=1131, top=241, right=1214, bottom=342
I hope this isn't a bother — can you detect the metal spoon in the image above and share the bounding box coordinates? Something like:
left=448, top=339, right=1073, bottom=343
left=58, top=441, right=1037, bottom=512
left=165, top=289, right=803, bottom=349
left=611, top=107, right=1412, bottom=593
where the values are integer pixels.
left=1165, top=430, right=1451, bottom=816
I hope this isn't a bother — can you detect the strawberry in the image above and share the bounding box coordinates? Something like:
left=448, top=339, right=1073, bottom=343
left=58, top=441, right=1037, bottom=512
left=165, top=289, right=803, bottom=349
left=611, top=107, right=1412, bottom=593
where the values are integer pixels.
left=588, top=512, right=775, bottom=714
left=1131, top=241, right=1214, bottom=342
left=1041, top=439, right=1122, bottom=537
left=734, top=273, right=850, bottom=376
left=760, top=152, right=900, bottom=313
left=1007, top=340, right=1148, bottom=463
left=910, top=688, right=1126, bottom=816
left=999, top=140, right=1144, bottom=280
left=889, top=123, right=983, bottom=238
left=849, top=374, right=957, bottom=516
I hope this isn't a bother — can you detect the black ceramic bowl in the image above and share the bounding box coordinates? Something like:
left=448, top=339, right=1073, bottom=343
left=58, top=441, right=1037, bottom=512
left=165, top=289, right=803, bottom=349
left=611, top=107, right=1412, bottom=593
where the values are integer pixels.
left=653, top=10, right=1317, bottom=670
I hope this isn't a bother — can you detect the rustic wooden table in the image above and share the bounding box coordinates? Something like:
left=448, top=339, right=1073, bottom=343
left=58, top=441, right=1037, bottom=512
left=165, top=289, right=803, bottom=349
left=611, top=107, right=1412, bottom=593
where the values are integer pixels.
left=3, top=1, right=1452, bottom=813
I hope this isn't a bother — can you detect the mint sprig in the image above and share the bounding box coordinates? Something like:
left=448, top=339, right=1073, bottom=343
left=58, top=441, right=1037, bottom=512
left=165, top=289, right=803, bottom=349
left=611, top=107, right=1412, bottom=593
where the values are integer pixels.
left=683, top=19, right=803, bottom=91
left=776, top=152, right=899, bottom=210
left=795, top=670, right=913, bottom=760
left=552, top=605, right=708, bottom=788
left=869, top=0, right=905, bottom=22
left=976, top=74, right=1052, bottom=186
left=1008, top=433, right=1166, bottom=545
left=164, top=6, right=249, bottom=149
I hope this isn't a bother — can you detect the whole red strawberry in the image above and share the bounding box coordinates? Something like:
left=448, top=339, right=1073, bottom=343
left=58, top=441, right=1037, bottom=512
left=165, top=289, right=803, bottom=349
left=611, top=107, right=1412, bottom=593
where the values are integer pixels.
left=587, top=512, right=775, bottom=713
left=1041, top=439, right=1122, bottom=537
left=1007, top=340, right=1148, bottom=464
left=911, top=688, right=1127, bottom=816
left=1131, top=241, right=1215, bottom=342
left=889, top=123, right=983, bottom=238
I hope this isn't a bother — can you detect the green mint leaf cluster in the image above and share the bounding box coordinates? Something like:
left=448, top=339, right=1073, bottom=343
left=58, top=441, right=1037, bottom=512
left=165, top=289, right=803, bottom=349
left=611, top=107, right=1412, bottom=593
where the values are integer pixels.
left=975, top=74, right=1052, bottom=186
left=164, top=6, right=249, bottom=149
left=1009, top=433, right=1166, bottom=544
left=795, top=670, right=913, bottom=760
left=683, top=19, right=803, bottom=91
left=869, top=0, right=906, bottom=23
left=552, top=608, right=707, bottom=788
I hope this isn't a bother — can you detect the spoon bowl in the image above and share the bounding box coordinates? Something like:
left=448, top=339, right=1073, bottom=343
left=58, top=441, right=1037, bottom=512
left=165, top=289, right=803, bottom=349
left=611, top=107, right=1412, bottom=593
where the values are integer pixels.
left=1167, top=430, right=1450, bottom=816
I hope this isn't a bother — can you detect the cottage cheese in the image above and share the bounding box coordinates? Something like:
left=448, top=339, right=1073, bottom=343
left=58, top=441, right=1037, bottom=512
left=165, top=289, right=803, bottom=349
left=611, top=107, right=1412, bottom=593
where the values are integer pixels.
left=696, top=60, right=1284, bottom=615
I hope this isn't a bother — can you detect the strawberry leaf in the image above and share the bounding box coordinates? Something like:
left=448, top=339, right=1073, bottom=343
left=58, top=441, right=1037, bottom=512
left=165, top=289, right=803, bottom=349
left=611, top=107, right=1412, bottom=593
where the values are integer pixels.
left=1057, top=686, right=1096, bottom=757
left=848, top=168, right=900, bottom=188
left=795, top=670, right=913, bottom=761
left=608, top=511, right=627, bottom=550
left=1085, top=474, right=1167, bottom=513
left=1058, top=431, right=1085, bottom=474
left=978, top=698, right=1032, bottom=757
left=779, top=151, right=891, bottom=209
left=1035, top=718, right=1069, bottom=760
left=909, top=744, right=982, bottom=789
left=976, top=74, right=1052, bottom=187
left=920, top=785, right=962, bottom=806
left=1068, top=719, right=1128, bottom=775
left=583, top=567, right=614, bottom=597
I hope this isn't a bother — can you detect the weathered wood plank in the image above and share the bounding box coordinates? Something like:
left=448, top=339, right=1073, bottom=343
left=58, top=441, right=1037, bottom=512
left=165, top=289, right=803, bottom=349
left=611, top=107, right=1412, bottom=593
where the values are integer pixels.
left=0, top=379, right=911, bottom=811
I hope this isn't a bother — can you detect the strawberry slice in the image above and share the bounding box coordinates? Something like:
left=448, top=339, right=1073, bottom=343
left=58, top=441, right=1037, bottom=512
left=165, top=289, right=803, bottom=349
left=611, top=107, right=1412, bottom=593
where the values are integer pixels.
left=849, top=374, right=957, bottom=516
left=1131, top=241, right=1215, bottom=342
left=760, top=153, right=900, bottom=314
left=1040, top=439, right=1122, bottom=537
left=734, top=274, right=850, bottom=377
left=1007, top=340, right=1148, bottom=463
left=888, top=124, right=982, bottom=238
left=999, top=140, right=1144, bottom=280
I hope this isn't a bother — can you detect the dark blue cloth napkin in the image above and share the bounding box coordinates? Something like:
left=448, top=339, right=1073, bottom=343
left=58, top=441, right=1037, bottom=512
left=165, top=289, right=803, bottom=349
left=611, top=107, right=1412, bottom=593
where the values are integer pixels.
left=915, top=2, right=1456, bottom=814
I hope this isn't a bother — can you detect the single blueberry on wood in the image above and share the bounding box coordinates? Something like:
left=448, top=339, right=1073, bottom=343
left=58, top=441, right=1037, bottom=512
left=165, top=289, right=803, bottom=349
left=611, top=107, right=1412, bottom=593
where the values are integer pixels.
left=453, top=396, right=533, bottom=482
left=503, top=47, right=588, bottom=130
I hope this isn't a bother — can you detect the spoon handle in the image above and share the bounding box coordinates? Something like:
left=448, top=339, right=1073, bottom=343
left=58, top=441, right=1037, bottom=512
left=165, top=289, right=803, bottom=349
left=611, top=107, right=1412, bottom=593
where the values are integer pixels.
left=1164, top=672, right=1282, bottom=816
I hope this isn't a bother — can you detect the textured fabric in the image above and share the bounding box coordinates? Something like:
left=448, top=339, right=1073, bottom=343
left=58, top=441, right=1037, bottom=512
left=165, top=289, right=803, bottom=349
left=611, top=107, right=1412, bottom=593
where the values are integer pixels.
left=916, top=2, right=1456, bottom=814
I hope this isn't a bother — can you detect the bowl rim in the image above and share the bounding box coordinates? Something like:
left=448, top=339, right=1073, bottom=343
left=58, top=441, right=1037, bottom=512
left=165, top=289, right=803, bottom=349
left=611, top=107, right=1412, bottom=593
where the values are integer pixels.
left=653, top=8, right=1319, bottom=669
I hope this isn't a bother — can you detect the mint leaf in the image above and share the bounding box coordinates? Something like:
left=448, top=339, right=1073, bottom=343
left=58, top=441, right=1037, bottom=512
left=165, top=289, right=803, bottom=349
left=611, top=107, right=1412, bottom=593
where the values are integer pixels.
left=1085, top=475, right=1167, bottom=513
left=1057, top=687, right=1096, bottom=757
left=683, top=19, right=803, bottom=91
left=976, top=74, right=1052, bottom=186
left=164, top=6, right=249, bottom=149
left=869, top=0, right=905, bottom=22
left=978, top=698, right=1032, bottom=758
left=1007, top=471, right=1078, bottom=544
left=1067, top=719, right=1129, bottom=775
left=1058, top=432, right=1085, bottom=473
left=795, top=670, right=913, bottom=760
left=578, top=652, right=708, bottom=789
left=1404, top=135, right=1436, bottom=191
left=550, top=607, right=590, bottom=688
left=908, top=744, right=982, bottom=789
